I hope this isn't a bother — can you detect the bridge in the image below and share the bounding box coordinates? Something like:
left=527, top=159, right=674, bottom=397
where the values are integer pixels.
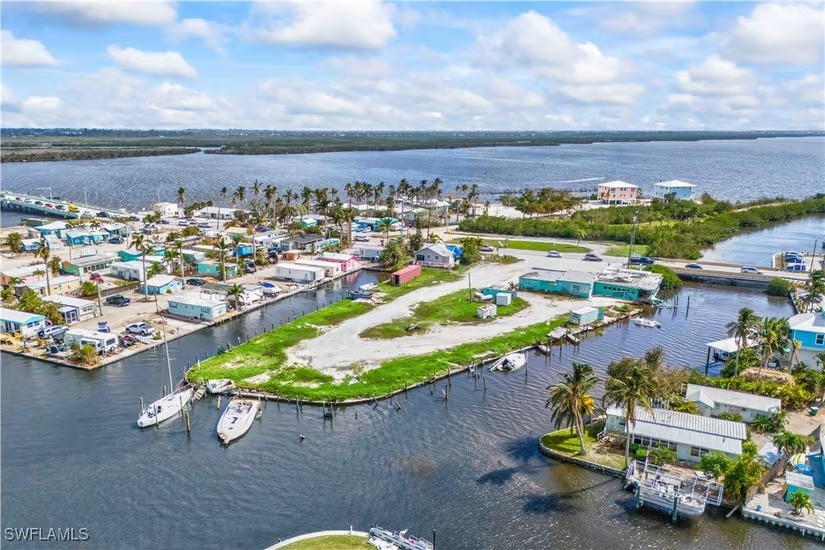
left=0, top=191, right=126, bottom=220
left=659, top=259, right=815, bottom=287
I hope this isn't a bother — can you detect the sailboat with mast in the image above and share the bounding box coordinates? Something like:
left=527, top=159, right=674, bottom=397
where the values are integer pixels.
left=137, top=321, right=193, bottom=428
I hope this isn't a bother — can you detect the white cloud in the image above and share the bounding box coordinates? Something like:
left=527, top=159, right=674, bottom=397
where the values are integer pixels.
left=249, top=0, right=396, bottom=50
left=560, top=83, right=645, bottom=105
left=22, top=96, right=62, bottom=111
left=259, top=79, right=367, bottom=116
left=783, top=74, right=825, bottom=107
left=168, top=18, right=230, bottom=55
left=107, top=45, right=198, bottom=79
left=596, top=2, right=698, bottom=35
left=1, top=84, right=21, bottom=111
left=152, top=83, right=216, bottom=111
left=723, top=3, right=824, bottom=65
left=1, top=31, right=58, bottom=67
left=38, top=1, right=177, bottom=27
left=676, top=55, right=756, bottom=96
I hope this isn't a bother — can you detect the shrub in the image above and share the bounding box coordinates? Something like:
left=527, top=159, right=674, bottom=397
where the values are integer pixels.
left=635, top=447, right=648, bottom=460
left=699, top=451, right=732, bottom=480
left=72, top=344, right=98, bottom=365
left=649, top=443, right=677, bottom=465
left=767, top=278, right=793, bottom=297
left=80, top=281, right=98, bottom=297
left=718, top=412, right=745, bottom=423
left=648, top=264, right=682, bottom=289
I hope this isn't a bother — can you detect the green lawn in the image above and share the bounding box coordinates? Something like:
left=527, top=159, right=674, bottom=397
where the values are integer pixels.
left=451, top=238, right=589, bottom=253
left=540, top=422, right=626, bottom=470
left=280, top=535, right=372, bottom=549
left=604, top=244, right=649, bottom=257
left=360, top=290, right=529, bottom=339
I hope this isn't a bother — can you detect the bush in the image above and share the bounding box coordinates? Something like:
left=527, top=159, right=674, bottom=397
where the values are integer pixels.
left=648, top=264, right=682, bottom=290
left=80, top=281, right=98, bottom=297
left=649, top=443, right=677, bottom=465
left=72, top=343, right=98, bottom=365
left=635, top=447, right=648, bottom=460
left=699, top=451, right=732, bottom=480
left=718, top=412, right=745, bottom=423
left=767, top=278, right=793, bottom=297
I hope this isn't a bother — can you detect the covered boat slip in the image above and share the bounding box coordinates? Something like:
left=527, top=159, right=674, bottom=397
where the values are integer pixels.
left=703, top=336, right=757, bottom=375
left=626, top=461, right=724, bottom=522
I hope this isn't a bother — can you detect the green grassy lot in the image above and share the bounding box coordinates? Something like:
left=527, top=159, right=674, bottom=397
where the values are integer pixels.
left=452, top=238, right=589, bottom=253
left=540, top=422, right=626, bottom=469
left=604, top=244, right=649, bottom=257
left=279, top=535, right=372, bottom=549
left=360, top=290, right=529, bottom=339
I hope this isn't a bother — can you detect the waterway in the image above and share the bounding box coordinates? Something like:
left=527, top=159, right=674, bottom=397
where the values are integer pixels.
left=2, top=267, right=816, bottom=548
left=2, top=137, right=822, bottom=212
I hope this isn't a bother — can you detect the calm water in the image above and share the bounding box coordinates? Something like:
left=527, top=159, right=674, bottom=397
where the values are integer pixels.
left=2, top=137, right=823, bottom=211
left=2, top=270, right=815, bottom=549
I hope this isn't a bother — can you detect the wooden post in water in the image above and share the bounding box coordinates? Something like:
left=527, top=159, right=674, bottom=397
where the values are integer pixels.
left=184, top=411, right=191, bottom=434
left=139, top=397, right=144, bottom=411
left=217, top=396, right=221, bottom=410
left=162, top=384, right=167, bottom=396
left=482, top=375, right=487, bottom=391
left=671, top=495, right=679, bottom=523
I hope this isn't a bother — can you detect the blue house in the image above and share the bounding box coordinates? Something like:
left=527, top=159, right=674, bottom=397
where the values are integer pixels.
left=235, top=243, right=254, bottom=257
left=167, top=294, right=227, bottom=322
left=197, top=261, right=238, bottom=278
left=518, top=269, right=596, bottom=298
left=142, top=275, right=183, bottom=295
left=64, top=230, right=94, bottom=246
left=34, top=221, right=68, bottom=237
left=789, top=311, right=825, bottom=367
left=20, top=238, right=40, bottom=252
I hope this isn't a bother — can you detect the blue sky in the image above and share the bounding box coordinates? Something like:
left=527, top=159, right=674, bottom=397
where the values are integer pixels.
left=1, top=1, right=823, bottom=130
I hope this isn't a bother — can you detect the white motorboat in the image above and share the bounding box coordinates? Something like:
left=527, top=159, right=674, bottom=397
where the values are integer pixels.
left=634, top=318, right=661, bottom=328
left=490, top=352, right=527, bottom=372
left=205, top=378, right=236, bottom=394
left=369, top=526, right=433, bottom=550
left=137, top=321, right=193, bottom=428
left=217, top=398, right=259, bottom=445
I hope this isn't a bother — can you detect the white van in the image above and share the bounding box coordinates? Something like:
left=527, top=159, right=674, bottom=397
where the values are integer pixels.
left=64, top=329, right=118, bottom=353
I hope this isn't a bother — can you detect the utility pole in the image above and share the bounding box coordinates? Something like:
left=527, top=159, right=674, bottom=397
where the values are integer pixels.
left=627, top=209, right=639, bottom=266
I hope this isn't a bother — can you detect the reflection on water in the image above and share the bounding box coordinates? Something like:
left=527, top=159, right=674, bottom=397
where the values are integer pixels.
left=1, top=275, right=819, bottom=549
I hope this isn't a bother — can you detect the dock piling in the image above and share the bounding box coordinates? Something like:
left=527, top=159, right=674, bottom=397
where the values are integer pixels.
left=217, top=396, right=221, bottom=410
left=139, top=397, right=144, bottom=411
left=184, top=411, right=191, bottom=434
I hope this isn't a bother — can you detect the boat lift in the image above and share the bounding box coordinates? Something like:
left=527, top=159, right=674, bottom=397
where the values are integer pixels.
left=626, top=460, right=724, bottom=522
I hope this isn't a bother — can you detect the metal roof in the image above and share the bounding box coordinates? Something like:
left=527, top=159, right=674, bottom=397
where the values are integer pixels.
left=0, top=307, right=45, bottom=324
left=786, top=471, right=815, bottom=490
left=599, top=180, right=638, bottom=189
left=168, top=293, right=226, bottom=307
left=42, top=295, right=96, bottom=309
left=705, top=336, right=756, bottom=353
left=655, top=180, right=696, bottom=188
left=685, top=384, right=781, bottom=414
left=144, top=275, right=179, bottom=287
left=789, top=312, right=825, bottom=334
left=606, top=405, right=746, bottom=455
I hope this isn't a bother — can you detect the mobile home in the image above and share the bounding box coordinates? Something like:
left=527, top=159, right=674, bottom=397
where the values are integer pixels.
left=64, top=329, right=118, bottom=353
left=274, top=262, right=325, bottom=283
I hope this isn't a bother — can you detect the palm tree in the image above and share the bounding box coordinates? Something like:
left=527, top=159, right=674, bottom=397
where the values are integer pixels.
left=576, top=228, right=587, bottom=246
left=301, top=186, right=314, bottom=216
left=177, top=187, right=186, bottom=213
left=216, top=186, right=229, bottom=230
left=35, top=238, right=52, bottom=296
left=251, top=179, right=262, bottom=200
left=48, top=255, right=62, bottom=275
left=215, top=240, right=231, bottom=281
left=129, top=234, right=152, bottom=300
left=724, top=441, right=764, bottom=505
left=377, top=217, right=394, bottom=242
left=773, top=430, right=813, bottom=455
left=726, top=307, right=761, bottom=377
left=546, top=363, right=601, bottom=455
left=226, top=283, right=245, bottom=308
left=233, top=186, right=246, bottom=209
left=605, top=362, right=656, bottom=468
left=757, top=317, right=790, bottom=377
left=788, top=490, right=814, bottom=516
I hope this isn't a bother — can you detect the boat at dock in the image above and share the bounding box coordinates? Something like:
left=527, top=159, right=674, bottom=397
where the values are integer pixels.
left=368, top=526, right=433, bottom=550
left=217, top=398, right=260, bottom=445
left=205, top=379, right=236, bottom=394
left=625, top=460, right=724, bottom=520
left=634, top=318, right=661, bottom=328
left=490, top=352, right=527, bottom=373
left=348, top=282, right=377, bottom=300
left=137, top=322, right=193, bottom=428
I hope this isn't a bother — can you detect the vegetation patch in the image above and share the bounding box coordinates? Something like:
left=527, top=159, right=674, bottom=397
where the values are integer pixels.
left=540, top=422, right=626, bottom=470
left=360, top=290, right=529, bottom=339
left=604, top=244, right=649, bottom=257
left=451, top=238, right=588, bottom=253
left=279, top=534, right=372, bottom=549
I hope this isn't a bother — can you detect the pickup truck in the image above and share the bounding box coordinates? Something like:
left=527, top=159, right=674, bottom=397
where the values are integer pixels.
left=105, top=295, right=131, bottom=307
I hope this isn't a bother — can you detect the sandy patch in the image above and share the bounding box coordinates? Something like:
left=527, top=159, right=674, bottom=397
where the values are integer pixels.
left=244, top=372, right=271, bottom=385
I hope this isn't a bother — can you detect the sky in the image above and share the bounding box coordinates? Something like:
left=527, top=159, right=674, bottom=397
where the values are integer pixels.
left=1, top=1, right=823, bottom=130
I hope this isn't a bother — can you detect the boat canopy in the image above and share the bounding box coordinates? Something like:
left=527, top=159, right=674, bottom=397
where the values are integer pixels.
left=705, top=336, right=755, bottom=354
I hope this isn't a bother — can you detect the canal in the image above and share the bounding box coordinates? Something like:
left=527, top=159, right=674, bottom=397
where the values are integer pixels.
left=3, top=262, right=819, bottom=549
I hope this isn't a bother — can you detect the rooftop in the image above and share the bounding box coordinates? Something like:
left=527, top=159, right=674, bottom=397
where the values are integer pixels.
left=655, top=180, right=697, bottom=188
left=606, top=405, right=747, bottom=455
left=42, top=295, right=96, bottom=308
left=685, top=384, right=781, bottom=413
left=597, top=268, right=663, bottom=291
left=521, top=268, right=598, bottom=285
left=320, top=252, right=357, bottom=262
left=168, top=293, right=226, bottom=307
left=789, top=312, right=825, bottom=334
left=599, top=180, right=639, bottom=189
left=571, top=306, right=599, bottom=315
left=418, top=243, right=452, bottom=257
left=144, top=275, right=179, bottom=287
left=18, top=275, right=79, bottom=288
left=706, top=336, right=757, bottom=353
left=0, top=307, right=45, bottom=323
left=68, top=254, right=115, bottom=267
left=291, top=234, right=324, bottom=244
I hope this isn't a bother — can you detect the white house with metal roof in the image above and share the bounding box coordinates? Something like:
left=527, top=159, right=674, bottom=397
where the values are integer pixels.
left=42, top=295, right=98, bottom=323
left=653, top=180, right=697, bottom=201
left=0, top=307, right=47, bottom=337
left=415, top=243, right=455, bottom=268
left=684, top=384, right=781, bottom=423
left=605, top=405, right=747, bottom=462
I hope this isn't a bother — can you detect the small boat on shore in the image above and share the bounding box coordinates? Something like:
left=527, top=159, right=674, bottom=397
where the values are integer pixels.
left=634, top=318, right=661, bottom=329
left=348, top=282, right=378, bottom=300
left=490, top=352, right=527, bottom=373
left=205, top=379, right=235, bottom=394
left=369, top=526, right=433, bottom=550
left=217, top=398, right=259, bottom=445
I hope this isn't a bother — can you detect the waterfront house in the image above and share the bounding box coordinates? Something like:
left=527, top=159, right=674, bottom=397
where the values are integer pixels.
left=788, top=311, right=825, bottom=367
left=391, top=265, right=421, bottom=286
left=197, top=261, right=238, bottom=279
left=654, top=180, right=697, bottom=201
left=605, top=405, right=747, bottom=462
left=569, top=306, right=601, bottom=326
left=275, top=262, right=325, bottom=284
left=63, top=329, right=118, bottom=353
left=64, top=230, right=94, bottom=246
left=142, top=275, right=183, bottom=295
left=598, top=181, right=639, bottom=205
left=356, top=245, right=385, bottom=262
left=228, top=285, right=264, bottom=307
left=167, top=293, right=228, bottom=322
left=42, top=295, right=97, bottom=323
left=785, top=471, right=815, bottom=502
left=16, top=274, right=82, bottom=297
left=518, top=269, right=596, bottom=298
left=319, top=252, right=360, bottom=272
left=61, top=255, right=115, bottom=276
left=415, top=243, right=456, bottom=269
left=294, top=259, right=342, bottom=278
left=594, top=269, right=663, bottom=301
left=0, top=308, right=46, bottom=337
left=685, top=384, right=781, bottom=423
left=34, top=221, right=68, bottom=237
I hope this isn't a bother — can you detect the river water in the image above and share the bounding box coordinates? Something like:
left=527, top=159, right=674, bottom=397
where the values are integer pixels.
left=2, top=263, right=818, bottom=549
left=2, top=137, right=823, bottom=211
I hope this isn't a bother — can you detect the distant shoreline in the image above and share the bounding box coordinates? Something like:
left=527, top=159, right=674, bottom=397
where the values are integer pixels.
left=1, top=130, right=822, bottom=163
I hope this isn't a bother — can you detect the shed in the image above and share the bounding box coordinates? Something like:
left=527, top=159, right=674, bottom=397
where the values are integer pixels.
left=391, top=264, right=421, bottom=286
left=477, top=303, right=497, bottom=319
left=785, top=471, right=815, bottom=501
left=482, top=284, right=516, bottom=299
left=282, top=250, right=302, bottom=261
left=495, top=292, right=513, bottom=306
left=570, top=306, right=600, bottom=326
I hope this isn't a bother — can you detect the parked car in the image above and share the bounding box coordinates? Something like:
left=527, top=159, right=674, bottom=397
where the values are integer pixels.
left=44, top=203, right=54, bottom=208
left=244, top=261, right=257, bottom=274
left=34, top=201, right=43, bottom=206
left=629, top=255, right=655, bottom=265
left=787, top=263, right=807, bottom=272
left=97, top=211, right=110, bottom=218
left=89, top=272, right=104, bottom=283
left=108, top=236, right=124, bottom=244
left=354, top=235, right=370, bottom=242
left=740, top=266, right=761, bottom=274
left=256, top=225, right=270, bottom=233
left=547, top=251, right=562, bottom=258
left=584, top=253, right=603, bottom=262
left=685, top=263, right=703, bottom=269
left=81, top=212, right=94, bottom=219
left=197, top=222, right=211, bottom=229
left=159, top=219, right=170, bottom=225
left=186, top=277, right=206, bottom=286
left=178, top=220, right=190, bottom=226
left=38, top=325, right=68, bottom=339
left=126, top=322, right=155, bottom=336
left=480, top=245, right=495, bottom=252
left=105, top=295, right=131, bottom=307
left=118, top=334, right=138, bottom=348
